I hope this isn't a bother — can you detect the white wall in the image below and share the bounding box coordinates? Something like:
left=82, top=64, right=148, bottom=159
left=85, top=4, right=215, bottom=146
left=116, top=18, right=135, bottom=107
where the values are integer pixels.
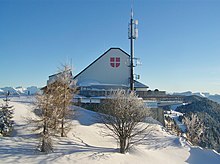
left=75, top=48, right=130, bottom=86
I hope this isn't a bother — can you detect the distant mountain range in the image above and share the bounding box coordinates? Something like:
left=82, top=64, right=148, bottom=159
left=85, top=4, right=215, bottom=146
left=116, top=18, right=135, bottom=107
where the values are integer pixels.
left=173, top=91, right=220, bottom=104
left=1, top=87, right=220, bottom=104
left=0, top=86, right=40, bottom=96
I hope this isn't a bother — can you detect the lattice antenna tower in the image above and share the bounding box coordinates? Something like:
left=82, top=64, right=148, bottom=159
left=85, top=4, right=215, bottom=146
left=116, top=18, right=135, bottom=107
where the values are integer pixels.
left=128, top=0, right=138, bottom=91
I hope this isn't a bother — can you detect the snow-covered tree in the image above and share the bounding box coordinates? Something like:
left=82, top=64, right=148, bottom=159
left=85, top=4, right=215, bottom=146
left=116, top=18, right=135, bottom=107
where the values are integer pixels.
left=0, top=91, right=14, bottom=136
left=183, top=113, right=204, bottom=144
left=98, top=90, right=150, bottom=154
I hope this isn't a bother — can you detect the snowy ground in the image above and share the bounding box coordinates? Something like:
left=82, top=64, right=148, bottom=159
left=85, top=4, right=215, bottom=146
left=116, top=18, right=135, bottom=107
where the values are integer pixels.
left=0, top=96, right=220, bottom=164
left=165, top=110, right=187, bottom=132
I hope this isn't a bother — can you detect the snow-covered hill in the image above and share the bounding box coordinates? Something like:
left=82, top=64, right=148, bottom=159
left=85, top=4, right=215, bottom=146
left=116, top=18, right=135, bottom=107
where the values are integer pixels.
left=0, top=86, right=39, bottom=96
left=208, top=94, right=220, bottom=104
left=0, top=96, right=219, bottom=164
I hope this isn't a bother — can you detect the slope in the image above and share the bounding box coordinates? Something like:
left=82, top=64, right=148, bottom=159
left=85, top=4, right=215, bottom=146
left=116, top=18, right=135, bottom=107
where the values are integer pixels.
left=0, top=96, right=219, bottom=164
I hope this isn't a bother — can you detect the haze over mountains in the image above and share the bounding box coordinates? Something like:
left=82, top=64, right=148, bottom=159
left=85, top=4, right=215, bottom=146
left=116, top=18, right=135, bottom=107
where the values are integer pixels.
left=173, top=91, right=220, bottom=104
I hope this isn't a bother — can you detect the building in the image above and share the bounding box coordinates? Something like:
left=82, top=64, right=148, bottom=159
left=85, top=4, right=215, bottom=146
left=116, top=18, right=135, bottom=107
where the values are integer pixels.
left=47, top=47, right=167, bottom=125
left=73, top=48, right=148, bottom=97
left=47, top=47, right=168, bottom=99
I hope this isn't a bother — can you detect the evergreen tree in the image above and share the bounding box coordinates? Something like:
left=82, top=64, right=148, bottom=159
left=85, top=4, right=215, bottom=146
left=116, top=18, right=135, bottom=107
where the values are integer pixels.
left=0, top=91, right=14, bottom=136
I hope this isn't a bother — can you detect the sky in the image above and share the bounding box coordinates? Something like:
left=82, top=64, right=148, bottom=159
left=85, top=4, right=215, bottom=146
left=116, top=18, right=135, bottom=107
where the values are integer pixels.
left=0, top=0, right=220, bottom=94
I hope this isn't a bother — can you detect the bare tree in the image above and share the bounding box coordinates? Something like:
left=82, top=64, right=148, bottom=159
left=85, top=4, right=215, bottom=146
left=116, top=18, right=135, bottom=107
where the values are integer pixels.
left=98, top=90, right=150, bottom=154
left=183, top=113, right=204, bottom=144
left=45, top=81, right=63, bottom=134
left=55, top=64, right=77, bottom=137
left=30, top=85, right=56, bottom=153
left=28, top=64, right=77, bottom=152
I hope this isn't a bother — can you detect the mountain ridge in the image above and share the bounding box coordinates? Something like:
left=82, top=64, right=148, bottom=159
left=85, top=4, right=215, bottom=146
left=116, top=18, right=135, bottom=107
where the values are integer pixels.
left=173, top=91, right=220, bottom=104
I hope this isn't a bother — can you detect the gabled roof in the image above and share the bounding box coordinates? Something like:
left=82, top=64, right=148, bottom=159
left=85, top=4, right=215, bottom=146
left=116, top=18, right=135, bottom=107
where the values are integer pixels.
left=73, top=48, right=130, bottom=79
left=47, top=47, right=148, bottom=89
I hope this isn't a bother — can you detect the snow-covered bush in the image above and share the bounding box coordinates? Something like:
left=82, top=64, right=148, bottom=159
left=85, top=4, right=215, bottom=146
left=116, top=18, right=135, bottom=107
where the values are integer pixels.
left=98, top=90, right=151, bottom=154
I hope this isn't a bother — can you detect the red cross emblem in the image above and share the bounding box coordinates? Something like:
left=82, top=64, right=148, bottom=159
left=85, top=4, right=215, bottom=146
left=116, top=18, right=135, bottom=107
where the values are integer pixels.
left=110, top=57, right=120, bottom=68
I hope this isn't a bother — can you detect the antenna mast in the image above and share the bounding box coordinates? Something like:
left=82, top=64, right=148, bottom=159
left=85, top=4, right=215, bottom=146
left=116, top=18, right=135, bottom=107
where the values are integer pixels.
left=128, top=0, right=138, bottom=91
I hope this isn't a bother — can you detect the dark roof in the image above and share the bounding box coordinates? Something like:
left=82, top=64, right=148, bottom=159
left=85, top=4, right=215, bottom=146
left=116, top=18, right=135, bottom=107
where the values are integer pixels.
left=73, top=48, right=130, bottom=79
left=48, top=69, right=72, bottom=79
left=49, top=72, right=62, bottom=78
left=134, top=80, right=149, bottom=88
